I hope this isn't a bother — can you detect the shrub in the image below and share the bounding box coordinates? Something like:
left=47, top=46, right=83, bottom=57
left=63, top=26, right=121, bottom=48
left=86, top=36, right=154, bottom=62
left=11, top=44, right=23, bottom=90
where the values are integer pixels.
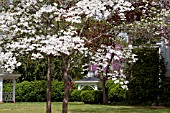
left=92, top=90, right=102, bottom=103
left=108, top=84, right=126, bottom=103
left=70, top=89, right=81, bottom=102
left=80, top=90, right=102, bottom=104
left=51, top=81, right=64, bottom=102
left=80, top=90, right=94, bottom=104
left=16, top=80, right=46, bottom=102
left=15, top=80, right=67, bottom=102
left=106, top=79, right=127, bottom=103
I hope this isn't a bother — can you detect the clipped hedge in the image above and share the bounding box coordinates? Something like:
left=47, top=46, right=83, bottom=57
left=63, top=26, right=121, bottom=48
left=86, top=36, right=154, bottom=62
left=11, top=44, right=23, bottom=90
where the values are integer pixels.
left=51, top=81, right=64, bottom=102
left=2, top=80, right=79, bottom=102
left=16, top=81, right=46, bottom=102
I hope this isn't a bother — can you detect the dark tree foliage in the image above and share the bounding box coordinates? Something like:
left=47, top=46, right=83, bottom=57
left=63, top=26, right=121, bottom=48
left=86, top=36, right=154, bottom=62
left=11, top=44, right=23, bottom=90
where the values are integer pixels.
left=124, top=47, right=167, bottom=105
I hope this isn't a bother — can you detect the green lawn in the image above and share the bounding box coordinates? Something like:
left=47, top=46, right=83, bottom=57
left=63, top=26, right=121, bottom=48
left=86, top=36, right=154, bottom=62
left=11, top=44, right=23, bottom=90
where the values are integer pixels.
left=0, top=102, right=170, bottom=113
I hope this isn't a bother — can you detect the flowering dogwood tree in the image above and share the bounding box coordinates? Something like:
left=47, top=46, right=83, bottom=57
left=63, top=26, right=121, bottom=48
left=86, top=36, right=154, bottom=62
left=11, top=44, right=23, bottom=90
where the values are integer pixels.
left=76, top=0, right=170, bottom=104
left=75, top=0, right=135, bottom=104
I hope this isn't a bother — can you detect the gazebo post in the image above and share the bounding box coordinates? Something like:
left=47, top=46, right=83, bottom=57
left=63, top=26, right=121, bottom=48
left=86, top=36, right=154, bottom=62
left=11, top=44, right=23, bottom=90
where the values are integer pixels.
left=78, top=85, right=81, bottom=91
left=94, top=85, right=98, bottom=90
left=0, top=74, right=20, bottom=103
left=0, top=78, right=3, bottom=103
left=12, top=79, right=16, bottom=103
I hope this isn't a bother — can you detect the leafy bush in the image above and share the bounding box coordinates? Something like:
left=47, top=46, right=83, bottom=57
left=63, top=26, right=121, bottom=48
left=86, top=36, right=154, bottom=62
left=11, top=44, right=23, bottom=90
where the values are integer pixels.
left=92, top=90, right=102, bottom=103
left=80, top=90, right=102, bottom=104
left=14, top=80, right=82, bottom=102
left=106, top=80, right=127, bottom=103
left=16, top=81, right=46, bottom=102
left=51, top=81, right=64, bottom=102
left=80, top=90, right=94, bottom=104
left=70, top=89, right=81, bottom=102
left=14, top=80, right=66, bottom=102
left=108, top=84, right=126, bottom=102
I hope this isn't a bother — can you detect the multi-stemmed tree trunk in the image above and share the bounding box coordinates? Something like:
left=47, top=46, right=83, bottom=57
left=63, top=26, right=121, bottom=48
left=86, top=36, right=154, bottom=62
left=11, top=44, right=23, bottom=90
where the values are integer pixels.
left=46, top=55, right=52, bottom=113
left=62, top=55, right=70, bottom=113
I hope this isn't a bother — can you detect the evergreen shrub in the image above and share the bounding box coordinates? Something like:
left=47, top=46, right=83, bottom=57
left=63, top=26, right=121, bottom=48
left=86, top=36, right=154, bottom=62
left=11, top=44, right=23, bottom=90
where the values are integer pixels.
left=70, top=89, right=81, bottom=102
left=106, top=80, right=127, bottom=103
left=14, top=80, right=64, bottom=102
left=124, top=48, right=166, bottom=105
left=80, top=90, right=102, bottom=104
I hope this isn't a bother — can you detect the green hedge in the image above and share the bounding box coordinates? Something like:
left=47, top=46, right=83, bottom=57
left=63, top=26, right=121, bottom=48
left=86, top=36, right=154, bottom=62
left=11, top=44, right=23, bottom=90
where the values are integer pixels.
left=2, top=80, right=80, bottom=102
left=4, top=80, right=127, bottom=103
left=4, top=80, right=104, bottom=102
left=15, top=80, right=62, bottom=102
left=80, top=90, right=102, bottom=104
left=70, top=89, right=81, bottom=102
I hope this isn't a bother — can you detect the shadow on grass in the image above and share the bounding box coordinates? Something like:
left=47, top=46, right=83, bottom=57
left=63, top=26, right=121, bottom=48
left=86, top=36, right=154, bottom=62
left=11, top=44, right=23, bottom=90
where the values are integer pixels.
left=68, top=103, right=170, bottom=113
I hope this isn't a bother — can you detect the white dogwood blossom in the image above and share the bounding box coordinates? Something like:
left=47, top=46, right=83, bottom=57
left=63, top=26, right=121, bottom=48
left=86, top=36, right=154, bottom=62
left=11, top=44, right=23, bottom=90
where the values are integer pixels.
left=0, top=0, right=86, bottom=73
left=76, top=0, right=134, bottom=20
left=0, top=51, right=21, bottom=73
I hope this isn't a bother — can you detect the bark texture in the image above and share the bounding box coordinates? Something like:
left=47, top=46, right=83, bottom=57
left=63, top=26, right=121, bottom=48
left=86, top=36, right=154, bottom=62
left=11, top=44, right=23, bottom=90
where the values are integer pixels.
left=46, top=55, right=52, bottom=113
left=62, top=56, right=70, bottom=113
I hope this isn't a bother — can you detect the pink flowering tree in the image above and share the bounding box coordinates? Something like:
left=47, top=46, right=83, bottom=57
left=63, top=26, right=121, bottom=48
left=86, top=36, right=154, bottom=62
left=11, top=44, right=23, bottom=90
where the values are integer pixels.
left=83, top=43, right=137, bottom=104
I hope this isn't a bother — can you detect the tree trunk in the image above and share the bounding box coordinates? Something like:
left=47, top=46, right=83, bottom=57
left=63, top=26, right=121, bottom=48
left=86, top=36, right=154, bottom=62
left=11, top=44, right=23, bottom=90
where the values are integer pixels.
left=62, top=56, right=70, bottom=113
left=102, top=77, right=108, bottom=104
left=46, top=55, right=52, bottom=113
left=102, top=53, right=114, bottom=104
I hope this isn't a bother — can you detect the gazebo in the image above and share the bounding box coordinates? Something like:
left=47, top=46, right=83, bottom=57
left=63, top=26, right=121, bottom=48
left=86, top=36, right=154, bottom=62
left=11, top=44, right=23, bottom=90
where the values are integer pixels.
left=75, top=77, right=101, bottom=90
left=0, top=73, right=21, bottom=103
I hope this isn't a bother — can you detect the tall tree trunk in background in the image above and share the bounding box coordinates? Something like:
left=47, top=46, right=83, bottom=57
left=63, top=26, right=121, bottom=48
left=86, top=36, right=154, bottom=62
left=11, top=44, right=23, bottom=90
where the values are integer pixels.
left=102, top=77, right=108, bottom=104
left=46, top=55, right=52, bottom=113
left=62, top=56, right=70, bottom=113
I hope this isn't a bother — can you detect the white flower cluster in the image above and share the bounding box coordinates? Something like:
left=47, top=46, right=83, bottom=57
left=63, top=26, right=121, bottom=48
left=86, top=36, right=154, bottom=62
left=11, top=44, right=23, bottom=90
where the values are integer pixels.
left=0, top=51, right=21, bottom=73
left=0, top=0, right=136, bottom=74
left=76, top=0, right=134, bottom=20
left=86, top=44, right=137, bottom=90
left=0, top=0, right=88, bottom=72
left=37, top=27, right=86, bottom=56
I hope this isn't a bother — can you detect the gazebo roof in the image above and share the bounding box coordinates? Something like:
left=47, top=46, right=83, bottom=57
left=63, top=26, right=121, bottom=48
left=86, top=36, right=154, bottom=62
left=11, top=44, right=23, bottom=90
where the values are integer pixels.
left=75, top=77, right=100, bottom=84
left=0, top=73, right=21, bottom=80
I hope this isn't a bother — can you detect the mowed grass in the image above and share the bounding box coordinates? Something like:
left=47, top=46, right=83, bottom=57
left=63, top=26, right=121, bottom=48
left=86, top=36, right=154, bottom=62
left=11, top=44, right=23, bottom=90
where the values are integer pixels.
left=0, top=102, right=170, bottom=113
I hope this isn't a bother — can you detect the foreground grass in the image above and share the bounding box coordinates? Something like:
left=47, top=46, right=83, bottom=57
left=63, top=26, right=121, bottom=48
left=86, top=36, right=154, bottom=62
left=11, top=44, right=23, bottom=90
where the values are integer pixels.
left=0, top=102, right=170, bottom=113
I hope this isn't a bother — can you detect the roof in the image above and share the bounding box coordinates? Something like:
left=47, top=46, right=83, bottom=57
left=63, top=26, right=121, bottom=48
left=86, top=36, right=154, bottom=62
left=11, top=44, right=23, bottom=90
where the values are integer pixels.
left=79, top=77, right=100, bottom=81
left=75, top=77, right=100, bottom=84
left=0, top=73, right=21, bottom=80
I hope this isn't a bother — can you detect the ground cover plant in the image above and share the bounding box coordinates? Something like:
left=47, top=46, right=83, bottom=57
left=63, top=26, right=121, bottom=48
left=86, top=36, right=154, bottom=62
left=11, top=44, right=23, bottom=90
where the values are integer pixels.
left=0, top=102, right=170, bottom=113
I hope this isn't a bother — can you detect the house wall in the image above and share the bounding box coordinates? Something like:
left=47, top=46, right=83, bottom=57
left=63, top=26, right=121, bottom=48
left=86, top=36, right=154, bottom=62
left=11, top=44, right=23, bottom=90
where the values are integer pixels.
left=160, top=40, right=170, bottom=77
